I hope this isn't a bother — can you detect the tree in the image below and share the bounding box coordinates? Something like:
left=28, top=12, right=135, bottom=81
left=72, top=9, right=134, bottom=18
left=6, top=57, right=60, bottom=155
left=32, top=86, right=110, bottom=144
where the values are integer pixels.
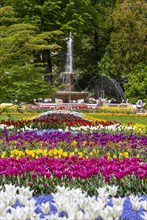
left=0, top=6, right=62, bottom=103
left=72, top=0, right=116, bottom=90
left=98, top=0, right=146, bottom=84
left=124, top=63, right=147, bottom=104
left=2, top=0, right=114, bottom=92
left=1, top=1, right=90, bottom=76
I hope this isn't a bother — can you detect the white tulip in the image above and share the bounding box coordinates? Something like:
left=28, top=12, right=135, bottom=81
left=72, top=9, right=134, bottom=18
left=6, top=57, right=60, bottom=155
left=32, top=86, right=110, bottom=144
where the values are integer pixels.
left=78, top=197, right=89, bottom=210
left=66, top=204, right=80, bottom=219
left=107, top=185, right=118, bottom=197
left=132, top=200, right=141, bottom=211
left=25, top=205, right=40, bottom=220
left=26, top=198, right=36, bottom=207
left=130, top=195, right=141, bottom=211
left=97, top=185, right=108, bottom=196
left=112, top=197, right=125, bottom=207
left=112, top=205, right=123, bottom=218
left=141, top=200, right=147, bottom=211
left=100, top=207, right=113, bottom=220
left=75, top=210, right=91, bottom=220
left=40, top=202, right=50, bottom=214
left=140, top=211, right=147, bottom=220
left=2, top=212, right=15, bottom=220
left=0, top=204, right=7, bottom=216
left=4, top=184, right=18, bottom=194
left=1, top=191, right=16, bottom=207
left=17, top=194, right=28, bottom=206
left=18, top=185, right=33, bottom=198
left=8, top=206, right=26, bottom=220
left=53, top=196, right=69, bottom=212
left=85, top=204, right=104, bottom=220
left=98, top=192, right=109, bottom=204
left=45, top=213, right=67, bottom=220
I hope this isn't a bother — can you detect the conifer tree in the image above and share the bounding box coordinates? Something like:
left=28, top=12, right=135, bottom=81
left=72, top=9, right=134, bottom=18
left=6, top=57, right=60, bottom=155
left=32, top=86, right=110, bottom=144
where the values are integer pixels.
left=0, top=6, right=62, bottom=103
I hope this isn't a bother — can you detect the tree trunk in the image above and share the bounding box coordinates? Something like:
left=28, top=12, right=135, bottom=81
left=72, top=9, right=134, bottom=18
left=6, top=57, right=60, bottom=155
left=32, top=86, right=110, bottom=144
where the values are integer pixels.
left=42, top=50, right=53, bottom=83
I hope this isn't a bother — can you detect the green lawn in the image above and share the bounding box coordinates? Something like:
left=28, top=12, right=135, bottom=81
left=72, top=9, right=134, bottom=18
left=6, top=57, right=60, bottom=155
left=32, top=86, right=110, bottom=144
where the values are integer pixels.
left=87, top=115, right=147, bottom=125
left=0, top=114, right=37, bottom=121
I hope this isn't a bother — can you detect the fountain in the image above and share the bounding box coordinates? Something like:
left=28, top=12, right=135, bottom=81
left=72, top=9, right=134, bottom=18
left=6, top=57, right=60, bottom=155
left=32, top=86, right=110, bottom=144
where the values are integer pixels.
left=54, top=33, right=89, bottom=103
left=91, top=74, right=125, bottom=101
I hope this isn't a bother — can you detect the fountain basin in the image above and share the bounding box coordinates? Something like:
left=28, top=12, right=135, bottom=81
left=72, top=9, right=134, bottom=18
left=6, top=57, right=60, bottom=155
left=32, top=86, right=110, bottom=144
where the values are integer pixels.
left=54, top=91, right=89, bottom=103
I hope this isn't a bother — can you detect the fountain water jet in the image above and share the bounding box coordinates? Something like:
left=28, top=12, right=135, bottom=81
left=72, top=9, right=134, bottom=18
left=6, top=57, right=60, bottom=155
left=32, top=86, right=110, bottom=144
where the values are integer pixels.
left=91, top=74, right=125, bottom=101
left=54, top=33, right=89, bottom=103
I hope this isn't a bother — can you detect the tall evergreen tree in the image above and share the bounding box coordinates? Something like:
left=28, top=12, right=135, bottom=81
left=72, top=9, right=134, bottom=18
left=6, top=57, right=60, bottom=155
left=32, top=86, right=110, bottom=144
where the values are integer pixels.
left=0, top=6, right=62, bottom=103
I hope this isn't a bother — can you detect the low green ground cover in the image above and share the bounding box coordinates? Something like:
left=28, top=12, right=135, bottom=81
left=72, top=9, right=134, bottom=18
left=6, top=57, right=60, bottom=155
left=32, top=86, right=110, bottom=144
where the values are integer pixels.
left=87, top=115, right=147, bottom=125
left=0, top=113, right=39, bottom=121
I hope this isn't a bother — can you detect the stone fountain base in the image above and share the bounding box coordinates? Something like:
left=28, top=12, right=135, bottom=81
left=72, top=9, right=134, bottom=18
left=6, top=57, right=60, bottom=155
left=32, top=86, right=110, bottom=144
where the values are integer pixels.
left=54, top=91, right=89, bottom=103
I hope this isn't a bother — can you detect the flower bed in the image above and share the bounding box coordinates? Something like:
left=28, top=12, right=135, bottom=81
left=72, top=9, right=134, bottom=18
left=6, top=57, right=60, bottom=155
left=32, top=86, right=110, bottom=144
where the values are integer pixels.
left=0, top=129, right=146, bottom=196
left=0, top=184, right=147, bottom=220
left=0, top=111, right=147, bottom=219
left=0, top=104, right=140, bottom=114
left=1, top=111, right=147, bottom=135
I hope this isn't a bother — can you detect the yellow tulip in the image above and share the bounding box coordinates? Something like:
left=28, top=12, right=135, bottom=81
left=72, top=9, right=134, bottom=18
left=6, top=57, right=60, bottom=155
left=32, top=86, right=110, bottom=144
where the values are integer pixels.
left=1, top=151, right=6, bottom=158
left=90, top=152, right=93, bottom=156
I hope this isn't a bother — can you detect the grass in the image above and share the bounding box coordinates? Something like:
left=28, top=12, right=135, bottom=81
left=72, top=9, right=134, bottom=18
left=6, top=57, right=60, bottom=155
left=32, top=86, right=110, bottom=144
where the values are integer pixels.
left=0, top=114, right=39, bottom=121
left=86, top=114, right=147, bottom=125
left=0, top=113, right=147, bottom=125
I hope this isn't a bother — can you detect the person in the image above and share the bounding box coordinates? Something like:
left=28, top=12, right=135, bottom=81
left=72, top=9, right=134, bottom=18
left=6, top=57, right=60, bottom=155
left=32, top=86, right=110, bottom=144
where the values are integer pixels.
left=136, top=99, right=142, bottom=109
left=96, top=99, right=99, bottom=106
left=110, top=98, right=117, bottom=104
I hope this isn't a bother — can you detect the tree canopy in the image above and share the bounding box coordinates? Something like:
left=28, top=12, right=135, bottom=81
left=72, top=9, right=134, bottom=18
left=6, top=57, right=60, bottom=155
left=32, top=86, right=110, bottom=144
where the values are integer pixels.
left=0, top=6, right=62, bottom=103
left=124, top=63, right=147, bottom=104
left=0, top=0, right=146, bottom=103
left=98, top=0, right=146, bottom=82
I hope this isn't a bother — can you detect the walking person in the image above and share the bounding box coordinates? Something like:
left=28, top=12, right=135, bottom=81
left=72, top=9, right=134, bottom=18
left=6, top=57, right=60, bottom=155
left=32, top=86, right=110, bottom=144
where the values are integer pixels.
left=136, top=99, right=142, bottom=109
